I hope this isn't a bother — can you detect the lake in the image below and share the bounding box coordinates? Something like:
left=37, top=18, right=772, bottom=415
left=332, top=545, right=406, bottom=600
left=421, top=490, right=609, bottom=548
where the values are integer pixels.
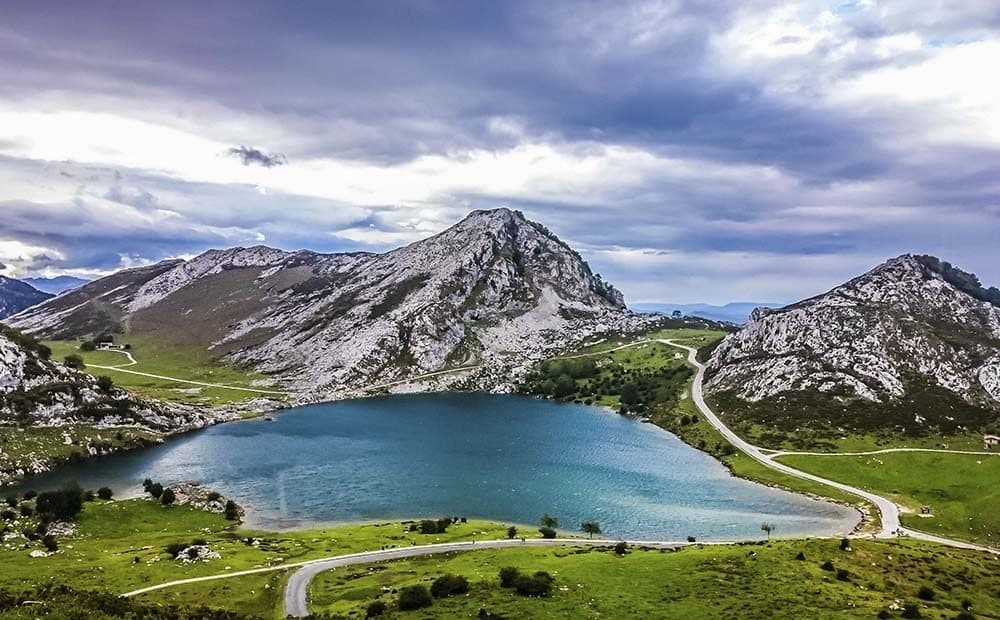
left=16, top=393, right=858, bottom=540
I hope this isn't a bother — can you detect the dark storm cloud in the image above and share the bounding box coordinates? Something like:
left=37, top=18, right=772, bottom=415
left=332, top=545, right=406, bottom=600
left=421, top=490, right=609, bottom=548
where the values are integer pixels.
left=226, top=146, right=287, bottom=168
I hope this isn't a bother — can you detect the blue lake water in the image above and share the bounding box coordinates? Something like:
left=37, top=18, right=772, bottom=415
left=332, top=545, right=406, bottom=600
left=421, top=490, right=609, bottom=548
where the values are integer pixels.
left=16, top=393, right=858, bottom=540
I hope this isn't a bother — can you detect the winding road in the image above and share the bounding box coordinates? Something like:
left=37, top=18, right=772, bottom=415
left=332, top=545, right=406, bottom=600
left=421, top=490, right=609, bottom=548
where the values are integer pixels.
left=659, top=338, right=999, bottom=555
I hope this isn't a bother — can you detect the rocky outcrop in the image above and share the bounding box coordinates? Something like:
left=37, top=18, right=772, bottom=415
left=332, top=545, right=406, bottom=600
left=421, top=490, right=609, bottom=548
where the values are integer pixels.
left=705, top=255, right=1000, bottom=432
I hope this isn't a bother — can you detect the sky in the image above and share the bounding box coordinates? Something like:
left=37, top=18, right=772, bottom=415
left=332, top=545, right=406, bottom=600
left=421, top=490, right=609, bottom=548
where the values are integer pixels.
left=1, top=1, right=998, bottom=305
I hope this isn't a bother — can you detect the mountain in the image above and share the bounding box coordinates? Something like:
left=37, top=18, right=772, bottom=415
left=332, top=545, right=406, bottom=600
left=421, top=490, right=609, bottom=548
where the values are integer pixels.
left=704, top=254, right=1000, bottom=442
left=0, top=276, right=52, bottom=319
left=22, top=275, right=91, bottom=294
left=9, top=209, right=635, bottom=397
left=631, top=302, right=778, bottom=324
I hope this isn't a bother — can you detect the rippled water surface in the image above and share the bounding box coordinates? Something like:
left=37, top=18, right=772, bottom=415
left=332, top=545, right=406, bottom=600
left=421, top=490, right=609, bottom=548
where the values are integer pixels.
left=18, top=393, right=858, bottom=539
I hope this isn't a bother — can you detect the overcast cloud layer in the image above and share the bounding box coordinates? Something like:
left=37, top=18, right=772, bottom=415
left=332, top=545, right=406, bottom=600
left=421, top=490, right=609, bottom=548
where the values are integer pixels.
left=1, top=1, right=998, bottom=304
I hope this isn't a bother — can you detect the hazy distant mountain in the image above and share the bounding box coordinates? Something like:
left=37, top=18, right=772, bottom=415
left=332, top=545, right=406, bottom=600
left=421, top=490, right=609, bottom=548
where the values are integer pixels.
left=705, top=255, right=1000, bottom=440
left=0, top=276, right=52, bottom=319
left=631, top=302, right=778, bottom=324
left=10, top=209, right=639, bottom=397
left=22, top=275, right=91, bottom=294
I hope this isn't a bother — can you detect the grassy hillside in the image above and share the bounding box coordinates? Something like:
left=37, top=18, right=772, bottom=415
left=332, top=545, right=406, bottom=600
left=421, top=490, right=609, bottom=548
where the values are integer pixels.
left=308, top=538, right=1000, bottom=619
left=44, top=336, right=281, bottom=406
left=779, top=452, right=1000, bottom=548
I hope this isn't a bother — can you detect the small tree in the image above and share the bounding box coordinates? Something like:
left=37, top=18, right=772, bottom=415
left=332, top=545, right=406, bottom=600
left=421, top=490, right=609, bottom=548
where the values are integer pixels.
left=917, top=585, right=936, bottom=601
left=365, top=600, right=387, bottom=618
left=538, top=526, right=557, bottom=539
left=506, top=525, right=517, bottom=539
left=42, top=534, right=59, bottom=552
left=581, top=520, right=601, bottom=539
left=499, top=567, right=520, bottom=588
left=97, top=487, right=114, bottom=500
left=224, top=500, right=240, bottom=520
left=63, top=354, right=85, bottom=370
left=540, top=514, right=558, bottom=528
left=80, top=340, right=97, bottom=352
left=96, top=376, right=114, bottom=393
left=398, top=585, right=432, bottom=610
left=36, top=483, right=84, bottom=520
left=614, top=541, right=628, bottom=556
left=431, top=574, right=469, bottom=598
left=760, top=522, right=774, bottom=540
left=147, top=483, right=163, bottom=499
left=160, top=488, right=176, bottom=505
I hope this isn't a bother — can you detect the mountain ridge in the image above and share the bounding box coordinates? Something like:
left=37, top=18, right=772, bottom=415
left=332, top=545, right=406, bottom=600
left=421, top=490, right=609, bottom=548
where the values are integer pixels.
left=0, top=275, right=53, bottom=319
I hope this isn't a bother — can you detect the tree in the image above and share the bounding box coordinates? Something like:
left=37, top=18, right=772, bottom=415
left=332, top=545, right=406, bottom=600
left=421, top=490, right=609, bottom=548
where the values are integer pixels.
left=540, top=514, right=558, bottom=528
left=224, top=500, right=240, bottom=520
left=398, top=585, right=432, bottom=610
left=619, top=382, right=640, bottom=406
left=97, top=487, right=113, bottom=501
left=581, top=521, right=601, bottom=539
left=760, top=522, right=774, bottom=540
left=614, top=541, right=628, bottom=556
left=36, top=483, right=84, bottom=520
left=506, top=525, right=517, bottom=539
left=538, top=526, right=557, bottom=539
left=42, top=534, right=59, bottom=552
left=63, top=354, right=85, bottom=370
left=96, top=376, right=114, bottom=393
left=146, top=483, right=163, bottom=499
left=430, top=574, right=469, bottom=598
left=553, top=374, right=576, bottom=398
left=499, top=567, right=520, bottom=588
left=365, top=600, right=387, bottom=618
left=80, top=340, right=96, bottom=352
left=514, top=572, right=554, bottom=597
left=160, top=488, right=176, bottom=505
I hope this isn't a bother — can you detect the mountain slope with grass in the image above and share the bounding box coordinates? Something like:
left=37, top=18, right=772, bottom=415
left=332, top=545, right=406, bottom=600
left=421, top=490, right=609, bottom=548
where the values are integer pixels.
left=9, top=209, right=637, bottom=398
left=705, top=254, right=1000, bottom=442
left=0, top=276, right=52, bottom=319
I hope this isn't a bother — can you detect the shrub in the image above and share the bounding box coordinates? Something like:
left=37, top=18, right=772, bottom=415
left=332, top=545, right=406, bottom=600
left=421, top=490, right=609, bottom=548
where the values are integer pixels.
left=398, top=585, right=432, bottom=610
left=97, top=487, right=113, bottom=500
left=186, top=547, right=200, bottom=560
left=795, top=551, right=806, bottom=560
left=917, top=585, right=936, bottom=601
left=42, top=534, right=59, bottom=552
left=836, top=569, right=850, bottom=582
left=538, top=526, right=556, bottom=539
left=160, top=488, right=176, bottom=505
left=839, top=538, right=851, bottom=551
left=514, top=572, right=554, bottom=597
left=36, top=483, right=84, bottom=520
left=820, top=560, right=835, bottom=571
left=224, top=500, right=240, bottom=520
left=614, top=541, right=628, bottom=556
left=901, top=602, right=922, bottom=619
left=82, top=489, right=95, bottom=502
left=506, top=525, right=517, bottom=539
left=80, top=340, right=96, bottom=352
left=207, top=491, right=222, bottom=502
left=0, top=510, right=15, bottom=521
left=165, top=543, right=187, bottom=558
left=23, top=490, right=37, bottom=501
left=431, top=574, right=469, bottom=598
left=499, top=567, right=520, bottom=588
left=19, top=505, right=33, bottom=517
left=192, top=538, right=207, bottom=546
left=96, top=376, right=114, bottom=393
left=3, top=497, right=15, bottom=508
left=146, top=483, right=163, bottom=499
left=540, top=513, right=558, bottom=528
left=63, top=354, right=85, bottom=369
left=365, top=600, right=387, bottom=618
left=687, top=536, right=696, bottom=543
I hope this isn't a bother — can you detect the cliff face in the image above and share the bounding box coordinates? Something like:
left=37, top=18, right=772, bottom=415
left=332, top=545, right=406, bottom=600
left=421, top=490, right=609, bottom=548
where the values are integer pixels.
left=10, top=209, right=633, bottom=397
left=705, top=255, right=1000, bottom=435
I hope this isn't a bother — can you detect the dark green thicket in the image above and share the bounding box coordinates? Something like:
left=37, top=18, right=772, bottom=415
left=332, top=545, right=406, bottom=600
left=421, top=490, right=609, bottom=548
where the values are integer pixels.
left=916, top=255, right=1000, bottom=308
left=0, top=585, right=253, bottom=619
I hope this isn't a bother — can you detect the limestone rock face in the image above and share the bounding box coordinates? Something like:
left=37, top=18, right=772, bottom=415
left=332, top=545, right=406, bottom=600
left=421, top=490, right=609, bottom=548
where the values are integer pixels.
left=706, top=255, right=1000, bottom=415
left=10, top=209, right=634, bottom=398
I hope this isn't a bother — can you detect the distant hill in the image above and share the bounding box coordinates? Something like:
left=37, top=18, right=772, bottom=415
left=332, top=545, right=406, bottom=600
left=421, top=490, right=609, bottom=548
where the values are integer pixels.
left=9, top=209, right=642, bottom=398
left=0, top=276, right=52, bottom=319
left=631, top=302, right=778, bottom=324
left=705, top=254, right=1000, bottom=444
left=23, top=275, right=91, bottom=294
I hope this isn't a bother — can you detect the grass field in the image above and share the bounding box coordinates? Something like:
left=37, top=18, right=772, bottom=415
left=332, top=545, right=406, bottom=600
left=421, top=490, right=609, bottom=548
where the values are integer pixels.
left=308, top=538, right=1000, bottom=619
left=44, top=336, right=281, bottom=406
left=779, top=451, right=1000, bottom=548
left=0, top=498, right=517, bottom=618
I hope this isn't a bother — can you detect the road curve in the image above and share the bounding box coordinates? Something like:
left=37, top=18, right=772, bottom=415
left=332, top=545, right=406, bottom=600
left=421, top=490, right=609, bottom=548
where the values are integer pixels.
left=771, top=447, right=1000, bottom=458
left=660, top=339, right=998, bottom=555
left=87, top=364, right=291, bottom=395
left=283, top=538, right=684, bottom=617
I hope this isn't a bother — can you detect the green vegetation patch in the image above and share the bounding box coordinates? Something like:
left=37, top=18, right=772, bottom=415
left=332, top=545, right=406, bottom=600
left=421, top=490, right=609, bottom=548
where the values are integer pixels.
left=779, top=451, right=1000, bottom=547
left=308, top=538, right=1000, bottom=619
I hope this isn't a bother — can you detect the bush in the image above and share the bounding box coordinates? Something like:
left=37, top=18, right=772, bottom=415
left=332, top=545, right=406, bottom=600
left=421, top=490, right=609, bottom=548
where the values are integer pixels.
left=19, top=505, right=33, bottom=517
left=917, top=585, right=936, bottom=601
left=96, top=376, right=114, bottom=393
left=506, top=525, right=517, bottom=539
left=514, top=572, right=554, bottom=597
left=398, top=585, right=432, bottom=610
left=146, top=482, right=163, bottom=499
left=80, top=340, right=97, bottom=352
left=499, top=567, right=520, bottom=588
left=224, top=500, right=240, bottom=520
left=207, top=491, right=222, bottom=502
left=614, top=541, right=628, bottom=556
left=836, top=569, right=850, bottom=582
left=839, top=538, right=851, bottom=551
left=901, top=602, right=922, bottom=619
left=820, top=560, right=835, bottom=571
left=97, top=487, right=113, bottom=500
left=160, top=488, right=176, bottom=505
left=42, top=534, right=59, bottom=552
left=687, top=536, right=696, bottom=543
left=431, top=574, right=469, bottom=598
left=82, top=489, right=95, bottom=502
left=63, top=354, right=85, bottom=369
left=365, top=600, right=387, bottom=618
left=36, top=483, right=84, bottom=520
left=795, top=551, right=806, bottom=560
left=3, top=497, right=15, bottom=508
left=165, top=543, right=187, bottom=558
left=23, top=490, right=36, bottom=501
left=0, top=510, right=15, bottom=521
left=538, top=526, right=557, bottom=539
